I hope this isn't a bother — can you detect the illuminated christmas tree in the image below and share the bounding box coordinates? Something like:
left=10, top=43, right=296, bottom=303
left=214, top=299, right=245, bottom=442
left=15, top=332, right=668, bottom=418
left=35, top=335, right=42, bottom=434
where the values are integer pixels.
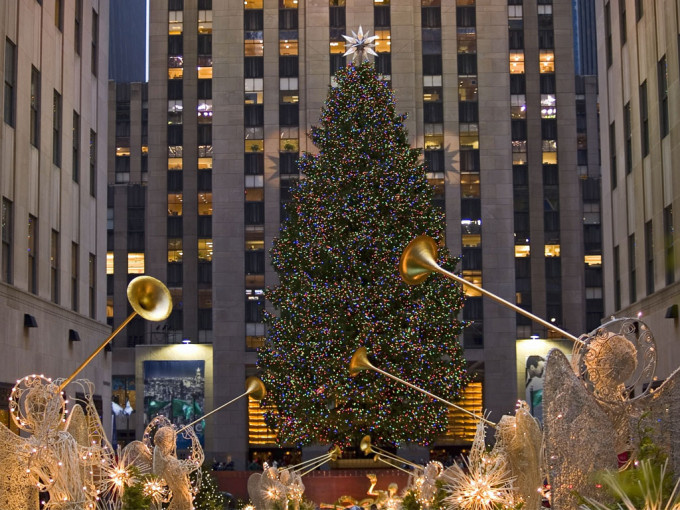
left=258, top=60, right=468, bottom=447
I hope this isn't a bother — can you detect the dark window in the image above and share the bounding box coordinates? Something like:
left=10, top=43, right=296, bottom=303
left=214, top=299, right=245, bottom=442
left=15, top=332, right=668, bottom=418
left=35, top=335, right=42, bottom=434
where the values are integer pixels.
left=245, top=104, right=263, bottom=127
left=246, top=296, right=264, bottom=323
left=461, top=198, right=481, bottom=220
left=28, top=215, right=37, bottom=294
left=51, top=229, right=59, bottom=303
left=55, top=0, right=63, bottom=30
left=198, top=124, right=212, bottom=145
left=71, top=242, right=79, bottom=311
left=423, top=55, right=443, bottom=75
left=198, top=34, right=211, bottom=55
left=582, top=178, right=600, bottom=202
left=624, top=102, right=632, bottom=173
left=640, top=80, right=649, bottom=157
left=168, top=171, right=183, bottom=191
left=457, top=6, right=476, bottom=26
left=198, top=262, right=212, bottom=284
left=422, top=28, right=442, bottom=55
left=198, top=216, right=212, bottom=237
left=375, top=53, right=391, bottom=76
left=635, top=0, right=643, bottom=20
left=168, top=125, right=183, bottom=146
left=329, top=6, right=345, bottom=28
left=72, top=112, right=80, bottom=182
left=75, top=0, right=83, bottom=54
left=245, top=153, right=264, bottom=175
left=645, top=220, right=654, bottom=295
left=540, top=74, right=555, bottom=94
left=53, top=91, right=62, bottom=167
left=246, top=250, right=265, bottom=274
left=168, top=79, right=183, bottom=100
left=169, top=0, right=184, bottom=10
left=541, top=119, right=557, bottom=139
left=198, top=79, right=212, bottom=99
left=459, top=101, right=478, bottom=123
left=279, top=103, right=299, bottom=126
left=424, top=102, right=443, bottom=124
left=246, top=10, right=264, bottom=30
left=457, top=54, right=476, bottom=75
left=619, top=0, right=627, bottom=44
left=245, top=202, right=264, bottom=225
left=509, top=29, right=524, bottom=49
left=421, top=7, right=441, bottom=28
left=89, top=130, right=96, bottom=196
left=462, top=248, right=482, bottom=270
left=510, top=74, right=525, bottom=94
left=609, top=121, right=616, bottom=189
left=424, top=150, right=444, bottom=173
left=584, top=224, right=601, bottom=253
left=665, top=205, right=675, bottom=285
left=279, top=9, right=298, bottom=29
left=460, top=150, right=479, bottom=172
left=330, top=54, right=345, bottom=74
left=538, top=29, right=553, bottom=49
left=245, top=57, right=264, bottom=78
left=605, top=2, right=612, bottom=68
left=629, top=233, right=636, bottom=303
left=198, top=0, right=212, bottom=9
left=168, top=35, right=183, bottom=56
left=280, top=153, right=298, bottom=174
left=279, top=56, right=298, bottom=77
left=658, top=56, right=669, bottom=138
left=614, top=245, right=621, bottom=310
left=4, top=39, right=16, bottom=127
left=2, top=198, right=12, bottom=284
left=511, top=119, right=527, bottom=140
left=374, top=6, right=390, bottom=27
left=167, top=263, right=183, bottom=286
left=91, top=9, right=98, bottom=76
left=30, top=67, right=40, bottom=148
left=167, top=217, right=183, bottom=237
left=198, top=169, right=212, bottom=191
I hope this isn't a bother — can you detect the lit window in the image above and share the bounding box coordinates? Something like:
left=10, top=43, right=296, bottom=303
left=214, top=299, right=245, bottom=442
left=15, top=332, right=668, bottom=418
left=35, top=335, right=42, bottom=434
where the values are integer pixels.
left=168, top=158, right=183, bottom=170
left=461, top=173, right=481, bottom=198
left=585, top=255, right=602, bottom=266
left=279, top=77, right=299, bottom=90
left=539, top=50, right=555, bottom=73
left=512, top=140, right=527, bottom=164
left=198, top=10, right=212, bottom=34
left=508, top=5, right=523, bottom=18
left=197, top=66, right=212, bottom=79
left=107, top=297, right=113, bottom=318
left=245, top=78, right=264, bottom=92
left=198, top=193, right=213, bottom=215
left=245, top=188, right=264, bottom=201
left=545, top=245, right=561, bottom=257
left=460, top=123, right=479, bottom=149
left=168, top=194, right=183, bottom=216
left=246, top=140, right=264, bottom=152
left=245, top=36, right=264, bottom=57
left=510, top=51, right=525, bottom=74
left=511, top=94, right=526, bottom=119
left=279, top=39, right=298, bottom=56
left=244, top=0, right=263, bottom=8
left=540, top=94, right=556, bottom=118
left=106, top=252, right=114, bottom=274
left=168, top=239, right=183, bottom=263
left=198, top=239, right=213, bottom=262
left=458, top=78, right=477, bottom=102
left=198, top=157, right=212, bottom=169
left=116, top=147, right=131, bottom=157
left=424, top=123, right=443, bottom=149
left=169, top=11, right=183, bottom=35
left=280, top=0, right=299, bottom=7
left=329, top=41, right=346, bottom=54
left=375, top=30, right=391, bottom=53
left=168, top=67, right=183, bottom=80
left=280, top=93, right=299, bottom=103
left=515, top=245, right=530, bottom=257
left=462, top=234, right=481, bottom=247
left=537, top=5, right=552, bottom=15
left=462, top=270, right=482, bottom=297
left=127, top=253, right=145, bottom=274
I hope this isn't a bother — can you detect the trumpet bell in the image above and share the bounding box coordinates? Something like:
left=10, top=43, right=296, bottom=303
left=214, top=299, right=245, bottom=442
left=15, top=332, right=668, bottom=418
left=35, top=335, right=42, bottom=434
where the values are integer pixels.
left=329, top=445, right=342, bottom=461
left=245, top=377, right=267, bottom=401
left=399, top=235, right=440, bottom=285
left=360, top=435, right=373, bottom=454
left=127, top=276, right=173, bottom=321
left=349, top=347, right=375, bottom=377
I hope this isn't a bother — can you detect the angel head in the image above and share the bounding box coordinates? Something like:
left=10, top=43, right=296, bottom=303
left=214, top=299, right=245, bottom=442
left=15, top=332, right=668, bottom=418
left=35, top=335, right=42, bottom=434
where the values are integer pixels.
left=10, top=375, right=65, bottom=436
left=583, top=332, right=638, bottom=401
left=154, top=426, right=177, bottom=457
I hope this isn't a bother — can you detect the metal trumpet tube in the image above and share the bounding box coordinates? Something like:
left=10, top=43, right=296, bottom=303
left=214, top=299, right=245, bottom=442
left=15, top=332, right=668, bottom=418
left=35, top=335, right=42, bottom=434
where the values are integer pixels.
left=280, top=445, right=342, bottom=476
left=360, top=435, right=421, bottom=472
left=350, top=347, right=496, bottom=427
left=399, top=235, right=581, bottom=344
left=60, top=276, right=173, bottom=391
left=177, top=377, right=266, bottom=433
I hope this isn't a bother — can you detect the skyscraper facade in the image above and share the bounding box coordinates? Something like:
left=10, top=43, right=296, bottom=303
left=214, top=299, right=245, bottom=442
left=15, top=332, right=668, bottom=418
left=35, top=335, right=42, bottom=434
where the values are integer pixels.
left=0, top=0, right=112, bottom=431
left=598, top=0, right=680, bottom=378
left=108, top=0, right=600, bottom=467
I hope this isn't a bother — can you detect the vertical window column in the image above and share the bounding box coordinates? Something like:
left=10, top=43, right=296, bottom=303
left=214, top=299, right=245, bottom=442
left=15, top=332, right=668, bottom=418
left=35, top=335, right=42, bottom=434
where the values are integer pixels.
left=374, top=0, right=391, bottom=82
left=329, top=0, right=346, bottom=81
left=3, top=39, right=16, bottom=127
left=28, top=215, right=37, bottom=294
left=2, top=199, right=12, bottom=284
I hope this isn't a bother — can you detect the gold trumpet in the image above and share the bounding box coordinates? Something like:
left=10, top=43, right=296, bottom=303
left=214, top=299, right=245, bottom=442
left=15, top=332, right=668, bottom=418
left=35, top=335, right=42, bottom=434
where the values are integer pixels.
left=59, top=275, right=173, bottom=391
left=280, top=444, right=342, bottom=476
left=350, top=347, right=496, bottom=427
left=360, top=435, right=421, bottom=474
left=177, top=377, right=266, bottom=434
left=400, top=235, right=580, bottom=343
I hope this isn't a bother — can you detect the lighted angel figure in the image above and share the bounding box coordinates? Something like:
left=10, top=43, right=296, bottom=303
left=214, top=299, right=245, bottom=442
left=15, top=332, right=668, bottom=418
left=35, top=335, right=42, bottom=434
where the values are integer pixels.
left=542, top=318, right=680, bottom=510
left=403, top=461, right=444, bottom=509
left=120, top=415, right=204, bottom=510
left=248, top=464, right=306, bottom=510
left=493, top=401, right=544, bottom=510
left=0, top=375, right=112, bottom=510
left=366, top=473, right=401, bottom=510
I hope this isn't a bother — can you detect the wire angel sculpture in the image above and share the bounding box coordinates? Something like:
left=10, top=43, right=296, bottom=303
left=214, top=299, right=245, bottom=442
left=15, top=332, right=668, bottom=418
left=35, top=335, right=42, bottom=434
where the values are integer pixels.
left=0, top=375, right=116, bottom=510
left=542, top=318, right=680, bottom=510
left=403, top=461, right=444, bottom=510
left=120, top=415, right=204, bottom=510
left=248, top=464, right=306, bottom=510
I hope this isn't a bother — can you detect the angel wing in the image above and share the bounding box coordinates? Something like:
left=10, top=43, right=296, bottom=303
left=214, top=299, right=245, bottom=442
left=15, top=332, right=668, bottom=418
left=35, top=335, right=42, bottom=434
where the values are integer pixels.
left=634, top=364, right=680, bottom=474
left=122, top=440, right=153, bottom=475
left=0, top=422, right=39, bottom=510
left=543, top=348, right=617, bottom=509
left=63, top=403, right=89, bottom=446
left=247, top=472, right=264, bottom=510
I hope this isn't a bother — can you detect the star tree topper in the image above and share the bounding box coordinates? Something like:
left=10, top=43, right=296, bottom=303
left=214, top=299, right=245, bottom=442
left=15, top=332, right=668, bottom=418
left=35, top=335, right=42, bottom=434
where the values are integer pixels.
left=342, top=26, right=378, bottom=62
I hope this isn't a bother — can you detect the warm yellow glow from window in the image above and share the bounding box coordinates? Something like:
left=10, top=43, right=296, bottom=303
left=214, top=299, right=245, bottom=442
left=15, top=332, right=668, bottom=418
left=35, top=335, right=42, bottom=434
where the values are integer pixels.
left=460, top=133, right=479, bottom=150
left=375, top=30, right=391, bottom=53
left=545, top=245, right=561, bottom=257
left=462, top=270, right=482, bottom=296
left=169, top=12, right=183, bottom=34
left=542, top=152, right=558, bottom=164
left=461, top=173, right=481, bottom=198
left=197, top=66, right=213, bottom=79
left=279, top=40, right=298, bottom=56
left=445, top=381, right=483, bottom=442
left=329, top=41, right=346, bottom=54
left=198, top=10, right=212, bottom=33
left=246, top=140, right=264, bottom=152
left=245, top=188, right=264, bottom=202
left=509, top=51, right=525, bottom=74
left=245, top=39, right=264, bottom=57
left=116, top=147, right=130, bottom=157
left=127, top=253, right=145, bottom=274
left=515, top=245, right=530, bottom=257
left=142, top=145, right=149, bottom=155
left=585, top=254, right=602, bottom=266
left=281, top=94, right=299, bottom=104
left=168, top=194, right=183, bottom=216
left=244, top=0, right=263, bottom=8
left=198, top=193, right=213, bottom=215
left=248, top=396, right=278, bottom=445
left=198, top=157, right=212, bottom=170
left=198, top=239, right=213, bottom=262
left=107, top=297, right=113, bottom=318
left=462, top=234, right=481, bottom=247
left=168, top=158, right=183, bottom=170
left=539, top=51, right=555, bottom=73
left=280, top=139, right=299, bottom=152
left=424, top=134, right=443, bottom=150
left=106, top=252, right=114, bottom=275
left=168, top=68, right=183, bottom=79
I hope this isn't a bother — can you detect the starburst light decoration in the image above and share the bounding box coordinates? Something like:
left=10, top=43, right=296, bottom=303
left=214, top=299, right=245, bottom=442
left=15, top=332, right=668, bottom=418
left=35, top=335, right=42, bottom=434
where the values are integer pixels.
left=342, top=26, right=378, bottom=62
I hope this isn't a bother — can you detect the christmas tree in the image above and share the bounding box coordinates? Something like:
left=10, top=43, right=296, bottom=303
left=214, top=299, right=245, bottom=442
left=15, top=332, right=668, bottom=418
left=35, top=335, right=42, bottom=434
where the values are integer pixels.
left=258, top=60, right=468, bottom=447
